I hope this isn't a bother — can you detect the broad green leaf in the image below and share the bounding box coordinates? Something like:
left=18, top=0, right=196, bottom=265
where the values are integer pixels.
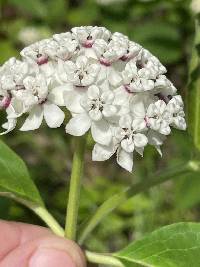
left=187, top=18, right=200, bottom=152
left=115, top=223, right=200, bottom=267
left=0, top=140, right=44, bottom=206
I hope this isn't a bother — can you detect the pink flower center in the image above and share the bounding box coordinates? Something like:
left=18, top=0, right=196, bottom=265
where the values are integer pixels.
left=0, top=96, right=11, bottom=109
left=120, top=55, right=129, bottom=61
left=36, top=55, right=49, bottom=65
left=144, top=116, right=150, bottom=127
left=82, top=40, right=94, bottom=48
left=124, top=85, right=133, bottom=94
left=100, top=58, right=111, bottom=67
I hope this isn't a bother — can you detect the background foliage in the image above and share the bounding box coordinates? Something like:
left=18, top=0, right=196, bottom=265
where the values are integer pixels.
left=0, top=0, right=199, bottom=257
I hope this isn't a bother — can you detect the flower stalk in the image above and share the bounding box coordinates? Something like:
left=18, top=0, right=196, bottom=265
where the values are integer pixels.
left=65, top=135, right=86, bottom=240
left=85, top=251, right=124, bottom=267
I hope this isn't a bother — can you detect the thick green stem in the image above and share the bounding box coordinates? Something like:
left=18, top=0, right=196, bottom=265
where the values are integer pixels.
left=79, top=160, right=199, bottom=244
left=65, top=136, right=86, bottom=240
left=85, top=251, right=124, bottom=267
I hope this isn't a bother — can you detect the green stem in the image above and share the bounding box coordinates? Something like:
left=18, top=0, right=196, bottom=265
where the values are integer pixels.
left=79, top=160, right=199, bottom=244
left=33, top=206, right=65, bottom=237
left=65, top=136, right=86, bottom=240
left=85, top=251, right=124, bottom=267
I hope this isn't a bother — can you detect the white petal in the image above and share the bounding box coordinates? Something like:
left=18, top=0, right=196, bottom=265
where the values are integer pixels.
left=40, top=62, right=54, bottom=77
left=121, top=138, right=135, bottom=153
left=89, top=109, right=103, bottom=121
left=159, top=121, right=171, bottom=135
left=97, top=66, right=107, bottom=84
left=43, top=102, right=65, bottom=128
left=92, top=142, right=115, bottom=161
left=147, top=130, right=166, bottom=146
left=0, top=118, right=17, bottom=135
left=48, top=85, right=72, bottom=106
left=130, top=95, right=146, bottom=118
left=119, top=115, right=132, bottom=128
left=64, top=88, right=85, bottom=113
left=91, top=120, right=112, bottom=146
left=108, top=68, right=122, bottom=87
left=87, top=85, right=100, bottom=99
left=76, top=55, right=88, bottom=68
left=172, top=116, right=186, bottom=130
left=101, top=91, right=114, bottom=103
left=135, top=146, right=144, bottom=156
left=102, top=105, right=117, bottom=117
left=113, top=86, right=130, bottom=106
left=155, top=100, right=166, bottom=114
left=84, top=48, right=98, bottom=59
left=155, top=146, right=163, bottom=156
left=132, top=118, right=146, bottom=131
left=134, top=133, right=148, bottom=147
left=65, top=113, right=91, bottom=136
left=20, top=105, right=43, bottom=131
left=117, top=148, right=133, bottom=172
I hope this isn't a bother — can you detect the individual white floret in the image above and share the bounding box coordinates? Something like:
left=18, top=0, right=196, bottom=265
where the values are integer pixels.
left=65, top=84, right=119, bottom=146
left=166, top=95, right=186, bottom=130
left=122, top=60, right=155, bottom=93
left=71, top=26, right=111, bottom=48
left=92, top=114, right=148, bottom=172
left=18, top=74, right=66, bottom=131
left=57, top=56, right=100, bottom=86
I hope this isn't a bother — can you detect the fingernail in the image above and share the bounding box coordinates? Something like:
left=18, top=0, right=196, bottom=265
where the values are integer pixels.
left=29, top=247, right=76, bottom=267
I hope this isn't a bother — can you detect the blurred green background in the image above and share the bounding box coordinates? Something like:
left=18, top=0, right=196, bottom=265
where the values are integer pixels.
left=0, top=0, right=199, bottom=254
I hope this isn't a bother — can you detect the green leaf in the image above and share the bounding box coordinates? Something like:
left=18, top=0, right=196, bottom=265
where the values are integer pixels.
left=115, top=222, right=200, bottom=267
left=0, top=140, right=44, bottom=206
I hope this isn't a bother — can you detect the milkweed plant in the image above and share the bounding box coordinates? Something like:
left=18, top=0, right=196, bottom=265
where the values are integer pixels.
left=0, top=26, right=200, bottom=267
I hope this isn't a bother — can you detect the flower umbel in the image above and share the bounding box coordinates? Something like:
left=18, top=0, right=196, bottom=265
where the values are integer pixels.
left=0, top=26, right=186, bottom=172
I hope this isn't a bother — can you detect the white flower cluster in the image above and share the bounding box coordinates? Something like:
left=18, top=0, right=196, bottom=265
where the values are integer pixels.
left=0, top=26, right=186, bottom=172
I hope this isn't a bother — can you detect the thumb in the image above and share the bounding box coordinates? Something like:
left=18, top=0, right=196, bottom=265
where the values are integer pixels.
left=28, top=236, right=85, bottom=267
left=0, top=220, right=86, bottom=267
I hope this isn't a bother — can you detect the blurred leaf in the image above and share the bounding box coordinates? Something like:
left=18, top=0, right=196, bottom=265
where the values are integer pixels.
left=115, top=223, right=200, bottom=267
left=0, top=140, right=44, bottom=206
left=1, top=19, right=26, bottom=42
left=67, top=4, right=98, bottom=25
left=104, top=20, right=129, bottom=36
left=0, top=41, right=17, bottom=64
left=130, top=21, right=182, bottom=64
left=45, top=0, right=68, bottom=26
left=8, top=0, right=47, bottom=18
